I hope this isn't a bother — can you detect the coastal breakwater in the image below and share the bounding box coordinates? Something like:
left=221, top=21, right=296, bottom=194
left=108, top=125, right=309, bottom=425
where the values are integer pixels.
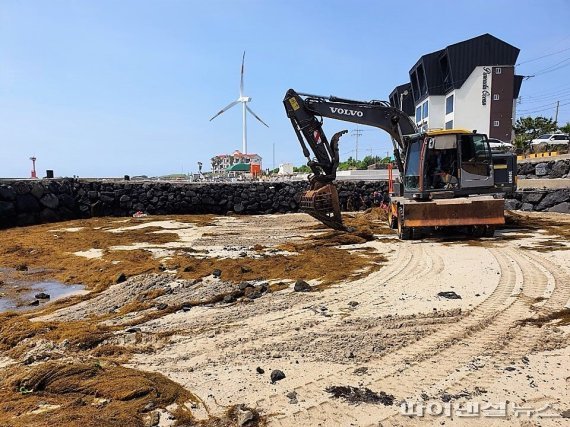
left=0, top=180, right=388, bottom=228
left=0, top=178, right=568, bottom=229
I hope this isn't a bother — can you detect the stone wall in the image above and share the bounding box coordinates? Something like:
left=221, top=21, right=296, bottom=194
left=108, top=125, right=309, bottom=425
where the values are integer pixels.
left=505, top=188, right=570, bottom=213
left=517, top=159, right=570, bottom=179
left=1, top=179, right=568, bottom=229
left=0, top=179, right=389, bottom=229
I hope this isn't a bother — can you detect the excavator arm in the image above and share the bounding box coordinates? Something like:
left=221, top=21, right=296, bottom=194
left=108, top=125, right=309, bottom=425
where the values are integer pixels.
left=283, top=89, right=417, bottom=230
left=284, top=89, right=417, bottom=177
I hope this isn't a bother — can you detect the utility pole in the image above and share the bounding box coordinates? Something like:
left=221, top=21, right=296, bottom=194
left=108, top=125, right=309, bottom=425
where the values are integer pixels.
left=351, top=126, right=363, bottom=161
left=554, top=100, right=560, bottom=123
left=272, top=141, right=275, bottom=170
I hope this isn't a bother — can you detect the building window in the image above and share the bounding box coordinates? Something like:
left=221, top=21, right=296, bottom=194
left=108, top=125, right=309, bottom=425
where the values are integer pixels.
left=445, top=95, right=454, bottom=114
left=417, top=65, right=427, bottom=97
left=493, top=120, right=500, bottom=127
left=495, top=67, right=502, bottom=74
left=440, top=54, right=452, bottom=91
left=493, top=94, right=500, bottom=101
left=411, top=71, right=419, bottom=101
left=445, top=120, right=453, bottom=129
left=422, top=101, right=429, bottom=119
left=415, top=106, right=421, bottom=123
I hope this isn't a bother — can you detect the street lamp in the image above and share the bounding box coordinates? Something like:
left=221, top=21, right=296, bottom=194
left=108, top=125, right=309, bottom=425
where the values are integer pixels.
left=399, top=90, right=409, bottom=111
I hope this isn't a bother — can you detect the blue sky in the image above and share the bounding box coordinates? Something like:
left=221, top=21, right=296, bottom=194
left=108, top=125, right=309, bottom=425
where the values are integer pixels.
left=1, top=0, right=569, bottom=177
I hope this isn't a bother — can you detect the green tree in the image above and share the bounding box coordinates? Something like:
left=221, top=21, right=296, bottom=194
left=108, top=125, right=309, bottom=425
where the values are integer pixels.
left=559, top=122, right=570, bottom=134
left=359, top=155, right=378, bottom=169
left=337, top=156, right=359, bottom=171
left=293, top=165, right=311, bottom=173
left=513, top=116, right=558, bottom=148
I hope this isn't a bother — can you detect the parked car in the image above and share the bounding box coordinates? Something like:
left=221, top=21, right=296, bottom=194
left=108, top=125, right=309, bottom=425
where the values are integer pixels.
left=530, top=133, right=570, bottom=146
left=487, top=138, right=514, bottom=152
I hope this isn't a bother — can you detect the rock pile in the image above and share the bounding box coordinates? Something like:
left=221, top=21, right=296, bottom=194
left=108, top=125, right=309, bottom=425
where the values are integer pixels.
left=505, top=188, right=570, bottom=213
left=517, top=159, right=570, bottom=179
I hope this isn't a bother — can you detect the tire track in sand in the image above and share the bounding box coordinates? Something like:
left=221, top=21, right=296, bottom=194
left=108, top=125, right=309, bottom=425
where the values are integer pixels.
left=268, top=246, right=560, bottom=426
left=432, top=249, right=570, bottom=407
left=373, top=247, right=568, bottom=427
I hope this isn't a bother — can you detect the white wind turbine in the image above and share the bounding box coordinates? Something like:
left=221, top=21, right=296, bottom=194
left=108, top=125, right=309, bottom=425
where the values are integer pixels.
left=209, top=51, right=269, bottom=155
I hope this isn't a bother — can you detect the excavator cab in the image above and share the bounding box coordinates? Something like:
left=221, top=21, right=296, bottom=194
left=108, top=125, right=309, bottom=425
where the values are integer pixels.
left=399, top=129, right=514, bottom=199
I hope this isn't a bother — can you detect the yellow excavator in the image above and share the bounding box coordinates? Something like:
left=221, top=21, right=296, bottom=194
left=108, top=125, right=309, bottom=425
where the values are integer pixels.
left=283, top=89, right=517, bottom=239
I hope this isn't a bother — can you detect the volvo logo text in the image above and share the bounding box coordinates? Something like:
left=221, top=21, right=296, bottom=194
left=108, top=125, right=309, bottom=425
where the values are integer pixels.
left=329, top=107, right=364, bottom=117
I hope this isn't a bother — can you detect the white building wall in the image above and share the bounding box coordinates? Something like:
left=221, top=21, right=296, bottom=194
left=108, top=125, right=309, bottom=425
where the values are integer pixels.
left=444, top=91, right=455, bottom=128
left=278, top=163, right=294, bottom=175
left=415, top=96, right=445, bottom=131
left=427, top=96, right=445, bottom=130
left=452, top=66, right=493, bottom=135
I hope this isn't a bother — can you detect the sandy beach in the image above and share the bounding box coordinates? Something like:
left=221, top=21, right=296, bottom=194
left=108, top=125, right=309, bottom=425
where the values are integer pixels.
left=0, top=210, right=568, bottom=426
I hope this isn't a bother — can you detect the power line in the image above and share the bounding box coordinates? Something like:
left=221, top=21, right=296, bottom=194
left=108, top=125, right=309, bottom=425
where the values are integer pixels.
left=350, top=126, right=375, bottom=161
left=518, top=98, right=567, bottom=112
left=519, top=85, right=570, bottom=101
left=520, top=93, right=570, bottom=106
left=351, top=127, right=363, bottom=161
left=518, top=100, right=570, bottom=115
left=526, top=57, right=570, bottom=78
left=518, top=100, right=558, bottom=112
left=516, top=46, right=570, bottom=66
left=520, top=93, right=570, bottom=105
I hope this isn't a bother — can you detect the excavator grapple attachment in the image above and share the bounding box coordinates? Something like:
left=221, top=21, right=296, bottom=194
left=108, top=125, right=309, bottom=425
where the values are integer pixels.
left=300, top=183, right=345, bottom=231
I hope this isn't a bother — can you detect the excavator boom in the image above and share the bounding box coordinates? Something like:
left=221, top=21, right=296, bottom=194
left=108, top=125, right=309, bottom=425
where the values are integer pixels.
left=283, top=89, right=417, bottom=229
left=284, top=89, right=417, bottom=177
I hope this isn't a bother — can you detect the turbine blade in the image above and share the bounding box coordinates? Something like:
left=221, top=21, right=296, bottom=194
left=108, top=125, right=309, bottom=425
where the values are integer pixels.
left=209, top=100, right=240, bottom=121
left=246, top=105, right=269, bottom=128
left=240, top=51, right=245, bottom=97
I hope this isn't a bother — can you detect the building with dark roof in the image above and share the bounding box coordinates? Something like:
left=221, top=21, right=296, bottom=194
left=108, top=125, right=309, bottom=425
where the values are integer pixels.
left=389, top=34, right=523, bottom=142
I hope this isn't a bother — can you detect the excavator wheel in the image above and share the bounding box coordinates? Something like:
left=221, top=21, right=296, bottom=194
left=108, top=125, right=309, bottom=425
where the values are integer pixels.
left=469, top=226, right=485, bottom=238
left=397, top=206, right=413, bottom=240
left=483, top=225, right=496, bottom=237
left=412, top=227, right=424, bottom=239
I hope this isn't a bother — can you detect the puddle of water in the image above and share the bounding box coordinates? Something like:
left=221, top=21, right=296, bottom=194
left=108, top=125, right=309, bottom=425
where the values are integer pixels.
left=0, top=281, right=86, bottom=312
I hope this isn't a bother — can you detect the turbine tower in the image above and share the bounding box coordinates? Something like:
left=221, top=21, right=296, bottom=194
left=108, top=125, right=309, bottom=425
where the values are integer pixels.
left=210, top=52, right=269, bottom=154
